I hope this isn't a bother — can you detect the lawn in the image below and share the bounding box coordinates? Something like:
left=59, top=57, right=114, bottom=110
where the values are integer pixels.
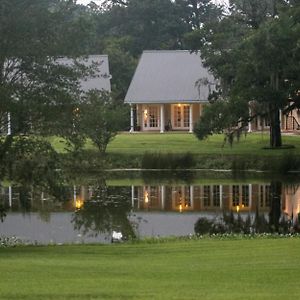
left=1, top=238, right=300, bottom=300
left=50, top=132, right=300, bottom=156
left=108, top=132, right=300, bottom=156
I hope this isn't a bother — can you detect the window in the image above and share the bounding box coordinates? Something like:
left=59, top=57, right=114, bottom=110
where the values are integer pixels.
left=232, top=185, right=239, bottom=207
left=213, top=185, right=220, bottom=207
left=183, top=105, right=190, bottom=127
left=203, top=185, right=211, bottom=207
left=149, top=106, right=159, bottom=128
left=242, top=185, right=249, bottom=207
left=260, top=185, right=271, bottom=207
left=143, top=106, right=159, bottom=129
left=173, top=104, right=190, bottom=128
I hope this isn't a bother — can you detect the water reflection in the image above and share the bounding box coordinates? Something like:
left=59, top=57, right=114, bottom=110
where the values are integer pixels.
left=71, top=181, right=135, bottom=240
left=1, top=177, right=300, bottom=243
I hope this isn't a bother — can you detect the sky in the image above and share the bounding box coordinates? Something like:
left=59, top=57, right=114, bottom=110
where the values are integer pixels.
left=77, top=0, right=229, bottom=6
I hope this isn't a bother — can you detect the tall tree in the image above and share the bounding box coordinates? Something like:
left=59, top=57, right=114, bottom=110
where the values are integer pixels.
left=99, top=0, right=191, bottom=55
left=0, top=0, right=95, bottom=176
left=80, top=91, right=127, bottom=155
left=187, top=0, right=300, bottom=148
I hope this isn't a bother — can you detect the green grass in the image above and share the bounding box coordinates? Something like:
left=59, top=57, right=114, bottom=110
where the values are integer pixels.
left=1, top=239, right=300, bottom=299
left=49, top=132, right=300, bottom=156
left=106, top=132, right=300, bottom=156
left=47, top=133, right=300, bottom=170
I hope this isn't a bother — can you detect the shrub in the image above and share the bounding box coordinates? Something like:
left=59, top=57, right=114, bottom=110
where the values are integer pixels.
left=141, top=152, right=195, bottom=169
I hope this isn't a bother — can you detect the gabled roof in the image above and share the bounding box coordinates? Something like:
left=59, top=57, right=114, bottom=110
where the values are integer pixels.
left=59, top=55, right=111, bottom=93
left=124, top=50, right=215, bottom=104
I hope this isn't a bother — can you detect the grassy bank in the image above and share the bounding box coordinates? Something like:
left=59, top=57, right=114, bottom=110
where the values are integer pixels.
left=50, top=133, right=300, bottom=171
left=107, top=132, right=300, bottom=156
left=1, top=238, right=300, bottom=299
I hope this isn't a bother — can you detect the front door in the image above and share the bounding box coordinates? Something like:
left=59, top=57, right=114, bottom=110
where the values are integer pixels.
left=172, top=104, right=190, bottom=129
left=142, top=105, right=160, bottom=130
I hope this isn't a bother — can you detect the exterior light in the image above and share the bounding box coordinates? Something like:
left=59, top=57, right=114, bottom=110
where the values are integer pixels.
left=179, top=204, right=183, bottom=213
left=144, top=190, right=149, bottom=203
left=236, top=205, right=240, bottom=213
left=75, top=199, right=84, bottom=210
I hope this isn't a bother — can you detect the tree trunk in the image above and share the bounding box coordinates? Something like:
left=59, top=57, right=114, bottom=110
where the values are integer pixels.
left=269, top=106, right=282, bottom=148
left=269, top=72, right=282, bottom=148
left=269, top=181, right=282, bottom=232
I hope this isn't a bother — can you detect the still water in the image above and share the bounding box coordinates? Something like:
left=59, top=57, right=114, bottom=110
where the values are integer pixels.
left=0, top=172, right=299, bottom=244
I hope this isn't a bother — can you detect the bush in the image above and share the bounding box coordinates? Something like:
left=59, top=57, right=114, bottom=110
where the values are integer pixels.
left=0, top=236, right=23, bottom=247
left=141, top=152, right=195, bottom=169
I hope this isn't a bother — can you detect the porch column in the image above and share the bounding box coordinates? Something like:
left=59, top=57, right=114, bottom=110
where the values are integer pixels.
left=7, top=113, right=11, bottom=135
left=279, top=109, right=282, bottom=130
left=160, top=104, right=165, bottom=133
left=249, top=184, right=252, bottom=209
left=189, top=104, right=193, bottom=133
left=248, top=106, right=252, bottom=133
left=190, top=186, right=194, bottom=209
left=73, top=185, right=77, bottom=207
left=219, top=185, right=223, bottom=209
left=8, top=186, right=12, bottom=208
left=131, top=185, right=135, bottom=209
left=161, top=185, right=165, bottom=210
left=130, top=104, right=134, bottom=133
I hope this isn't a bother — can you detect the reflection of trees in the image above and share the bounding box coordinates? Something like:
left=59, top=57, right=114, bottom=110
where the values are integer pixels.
left=0, top=204, right=6, bottom=222
left=269, top=181, right=282, bottom=232
left=72, top=180, right=136, bottom=239
left=195, top=181, right=295, bottom=235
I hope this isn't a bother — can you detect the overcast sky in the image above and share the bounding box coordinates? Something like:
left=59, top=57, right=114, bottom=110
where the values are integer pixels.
left=77, top=0, right=229, bottom=6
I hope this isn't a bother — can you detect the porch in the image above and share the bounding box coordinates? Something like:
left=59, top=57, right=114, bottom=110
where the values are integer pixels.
left=129, top=103, right=205, bottom=133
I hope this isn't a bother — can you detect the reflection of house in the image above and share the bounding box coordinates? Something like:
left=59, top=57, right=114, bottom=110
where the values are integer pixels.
left=131, top=183, right=288, bottom=215
left=283, top=184, right=300, bottom=223
left=2, top=182, right=300, bottom=222
left=124, top=50, right=216, bottom=133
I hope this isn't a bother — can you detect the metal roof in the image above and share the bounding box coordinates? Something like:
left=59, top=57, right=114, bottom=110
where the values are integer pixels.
left=59, top=55, right=111, bottom=93
left=124, top=50, right=215, bottom=104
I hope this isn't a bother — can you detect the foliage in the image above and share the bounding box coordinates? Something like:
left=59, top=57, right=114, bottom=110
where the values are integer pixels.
left=187, top=0, right=300, bottom=148
left=0, top=236, right=22, bottom=248
left=141, top=152, right=195, bottom=169
left=0, top=0, right=96, bottom=178
left=99, top=37, right=137, bottom=101
left=80, top=91, right=127, bottom=154
left=100, top=0, right=191, bottom=55
left=72, top=180, right=136, bottom=239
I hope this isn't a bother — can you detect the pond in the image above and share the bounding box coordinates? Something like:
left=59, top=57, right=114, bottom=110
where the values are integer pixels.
left=0, top=171, right=299, bottom=244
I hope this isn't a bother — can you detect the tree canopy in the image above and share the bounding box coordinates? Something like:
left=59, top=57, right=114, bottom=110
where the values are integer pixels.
left=186, top=0, right=300, bottom=147
left=0, top=0, right=96, bottom=178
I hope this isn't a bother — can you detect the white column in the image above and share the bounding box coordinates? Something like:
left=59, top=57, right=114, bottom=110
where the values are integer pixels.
left=8, top=186, right=12, bottom=208
left=130, top=104, right=134, bottom=133
left=190, top=186, right=194, bottom=209
left=7, top=113, right=11, bottom=135
left=248, top=107, right=252, bottom=133
left=160, top=104, right=164, bottom=133
left=219, top=185, right=223, bottom=209
left=131, top=185, right=135, bottom=209
left=279, top=109, right=282, bottom=130
left=249, top=184, right=252, bottom=209
left=189, top=104, right=193, bottom=133
left=73, top=185, right=77, bottom=207
left=161, top=185, right=165, bottom=209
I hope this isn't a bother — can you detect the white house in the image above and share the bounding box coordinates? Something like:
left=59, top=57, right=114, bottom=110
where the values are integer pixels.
left=124, top=50, right=216, bottom=133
